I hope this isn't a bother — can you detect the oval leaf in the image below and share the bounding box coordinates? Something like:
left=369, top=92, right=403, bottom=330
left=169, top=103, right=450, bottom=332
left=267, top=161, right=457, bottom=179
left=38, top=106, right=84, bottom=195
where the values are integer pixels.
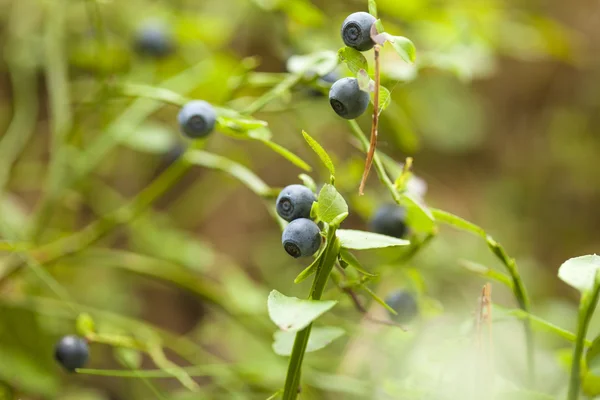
left=272, top=326, right=345, bottom=356
left=389, top=35, right=417, bottom=64
left=267, top=290, right=337, bottom=332
left=302, top=130, right=334, bottom=176
left=122, top=122, right=176, bottom=154
left=337, top=47, right=368, bottom=75
left=558, top=254, right=600, bottom=293
left=336, top=229, right=409, bottom=250
left=316, top=184, right=348, bottom=225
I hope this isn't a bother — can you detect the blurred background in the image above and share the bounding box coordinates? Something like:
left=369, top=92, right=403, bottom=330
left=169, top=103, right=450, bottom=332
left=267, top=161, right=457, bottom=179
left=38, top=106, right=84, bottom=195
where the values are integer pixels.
left=0, top=0, right=598, bottom=399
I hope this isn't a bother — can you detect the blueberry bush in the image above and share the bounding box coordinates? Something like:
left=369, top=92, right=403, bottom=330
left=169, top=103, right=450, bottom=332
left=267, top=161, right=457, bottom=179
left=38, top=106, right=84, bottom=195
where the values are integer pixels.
left=0, top=0, right=597, bottom=399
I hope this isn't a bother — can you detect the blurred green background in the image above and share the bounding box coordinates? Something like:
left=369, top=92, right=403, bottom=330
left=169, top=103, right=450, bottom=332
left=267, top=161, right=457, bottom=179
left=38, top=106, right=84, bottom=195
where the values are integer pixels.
left=0, top=0, right=597, bottom=399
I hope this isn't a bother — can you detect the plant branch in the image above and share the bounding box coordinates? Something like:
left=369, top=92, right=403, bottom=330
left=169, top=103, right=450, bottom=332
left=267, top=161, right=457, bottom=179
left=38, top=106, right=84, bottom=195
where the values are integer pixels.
left=282, top=228, right=340, bottom=400
left=359, top=44, right=381, bottom=195
left=568, top=271, right=600, bottom=400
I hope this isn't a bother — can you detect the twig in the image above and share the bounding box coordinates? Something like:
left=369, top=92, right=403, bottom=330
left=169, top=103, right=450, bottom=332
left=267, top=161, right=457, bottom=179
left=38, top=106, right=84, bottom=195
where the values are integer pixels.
left=359, top=44, right=381, bottom=195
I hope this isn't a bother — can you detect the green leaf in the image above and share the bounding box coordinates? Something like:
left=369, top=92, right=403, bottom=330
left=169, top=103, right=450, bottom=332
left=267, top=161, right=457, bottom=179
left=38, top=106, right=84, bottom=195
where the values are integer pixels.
left=217, top=116, right=270, bottom=136
left=362, top=286, right=398, bottom=315
left=558, top=254, right=600, bottom=293
left=430, top=208, right=485, bottom=237
left=257, top=138, right=312, bottom=172
left=337, top=47, right=368, bottom=75
left=399, top=194, right=436, bottom=233
left=267, top=290, right=337, bottom=332
left=186, top=150, right=271, bottom=197
left=336, top=229, right=409, bottom=250
left=388, top=36, right=417, bottom=64
left=121, top=122, right=176, bottom=154
left=316, top=184, right=348, bottom=225
left=302, top=130, right=335, bottom=176
left=371, top=85, right=391, bottom=112
left=298, top=173, right=317, bottom=193
left=368, top=0, right=378, bottom=18
left=460, top=260, right=513, bottom=288
left=357, top=69, right=371, bottom=92
left=76, top=313, right=96, bottom=336
left=339, top=249, right=377, bottom=277
left=294, top=245, right=327, bottom=284
left=583, top=372, right=600, bottom=397
left=272, top=326, right=345, bottom=356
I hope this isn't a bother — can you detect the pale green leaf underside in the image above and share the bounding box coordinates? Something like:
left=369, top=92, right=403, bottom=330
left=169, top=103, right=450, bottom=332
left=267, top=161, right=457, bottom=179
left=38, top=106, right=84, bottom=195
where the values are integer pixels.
left=267, top=290, right=337, bottom=332
left=558, top=254, right=600, bottom=293
left=272, top=326, right=345, bottom=356
left=336, top=229, right=409, bottom=250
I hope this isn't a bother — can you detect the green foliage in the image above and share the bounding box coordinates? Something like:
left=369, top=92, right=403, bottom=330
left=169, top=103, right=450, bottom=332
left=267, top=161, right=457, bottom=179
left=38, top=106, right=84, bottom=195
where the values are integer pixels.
left=272, top=327, right=345, bottom=356
left=267, top=290, right=337, bottom=332
left=316, top=184, right=348, bottom=225
left=336, top=229, right=409, bottom=250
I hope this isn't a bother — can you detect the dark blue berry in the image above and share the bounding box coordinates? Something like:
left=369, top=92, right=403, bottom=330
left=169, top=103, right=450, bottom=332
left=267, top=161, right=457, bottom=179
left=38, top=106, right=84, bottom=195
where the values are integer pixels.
left=55, top=335, right=89, bottom=372
left=329, top=78, right=370, bottom=119
left=369, top=204, right=408, bottom=238
left=276, top=184, right=316, bottom=222
left=134, top=21, right=174, bottom=58
left=386, top=290, right=419, bottom=323
left=341, top=12, right=376, bottom=52
left=178, top=101, right=217, bottom=139
left=282, top=218, right=321, bottom=258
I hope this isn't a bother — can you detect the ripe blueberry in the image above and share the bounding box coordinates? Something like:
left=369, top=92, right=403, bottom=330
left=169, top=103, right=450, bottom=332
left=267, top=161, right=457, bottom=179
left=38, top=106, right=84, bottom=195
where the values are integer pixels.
left=134, top=21, right=174, bottom=58
left=178, top=100, right=217, bottom=138
left=276, top=184, right=316, bottom=222
left=369, top=203, right=408, bottom=238
left=341, top=12, right=376, bottom=52
left=386, top=290, right=419, bottom=323
left=282, top=218, right=321, bottom=258
left=55, top=335, right=89, bottom=372
left=329, top=78, right=370, bottom=119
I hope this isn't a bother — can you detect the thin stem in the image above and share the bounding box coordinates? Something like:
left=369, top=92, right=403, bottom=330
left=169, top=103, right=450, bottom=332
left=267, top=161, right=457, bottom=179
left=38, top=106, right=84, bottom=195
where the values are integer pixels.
left=359, top=44, right=381, bottom=195
left=242, top=73, right=303, bottom=115
left=282, top=228, right=340, bottom=400
left=567, top=272, right=600, bottom=400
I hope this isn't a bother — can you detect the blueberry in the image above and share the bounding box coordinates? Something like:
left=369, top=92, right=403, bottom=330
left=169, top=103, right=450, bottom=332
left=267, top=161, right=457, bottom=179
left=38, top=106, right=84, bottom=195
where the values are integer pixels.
left=55, top=335, right=89, bottom=372
left=341, top=12, right=376, bottom=52
left=134, top=21, right=174, bottom=58
left=369, top=203, right=408, bottom=238
left=276, top=184, right=316, bottom=222
left=385, top=290, right=419, bottom=323
left=178, top=100, right=217, bottom=138
left=282, top=218, right=321, bottom=258
left=329, top=78, right=370, bottom=119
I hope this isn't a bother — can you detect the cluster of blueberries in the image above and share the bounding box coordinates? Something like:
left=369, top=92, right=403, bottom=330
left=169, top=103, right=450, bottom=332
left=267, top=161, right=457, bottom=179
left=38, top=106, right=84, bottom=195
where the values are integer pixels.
left=53, top=12, right=417, bottom=373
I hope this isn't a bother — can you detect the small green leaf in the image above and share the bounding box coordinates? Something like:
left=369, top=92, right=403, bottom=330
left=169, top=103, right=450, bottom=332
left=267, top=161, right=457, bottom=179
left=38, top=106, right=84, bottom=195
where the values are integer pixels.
left=431, top=208, right=485, bottom=237
left=272, top=326, right=345, bottom=356
left=298, top=174, right=317, bottom=193
left=302, top=131, right=334, bottom=176
left=76, top=313, right=96, bottom=336
left=371, top=85, right=391, bottom=111
left=294, top=245, right=327, bottom=284
left=218, top=117, right=270, bottom=136
left=336, top=229, right=409, bottom=250
left=388, top=36, right=417, bottom=64
left=400, top=194, right=436, bottom=233
left=339, top=249, right=377, bottom=277
left=122, top=122, right=176, bottom=154
left=337, top=47, right=368, bottom=75
left=186, top=150, right=271, bottom=197
left=357, top=69, right=371, bottom=92
left=583, top=372, right=600, bottom=397
left=316, top=184, right=348, bottom=225
left=258, top=138, right=312, bottom=172
left=558, top=254, right=600, bottom=293
left=362, top=286, right=398, bottom=315
left=368, top=0, right=378, bottom=18
left=267, top=290, right=337, bottom=332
